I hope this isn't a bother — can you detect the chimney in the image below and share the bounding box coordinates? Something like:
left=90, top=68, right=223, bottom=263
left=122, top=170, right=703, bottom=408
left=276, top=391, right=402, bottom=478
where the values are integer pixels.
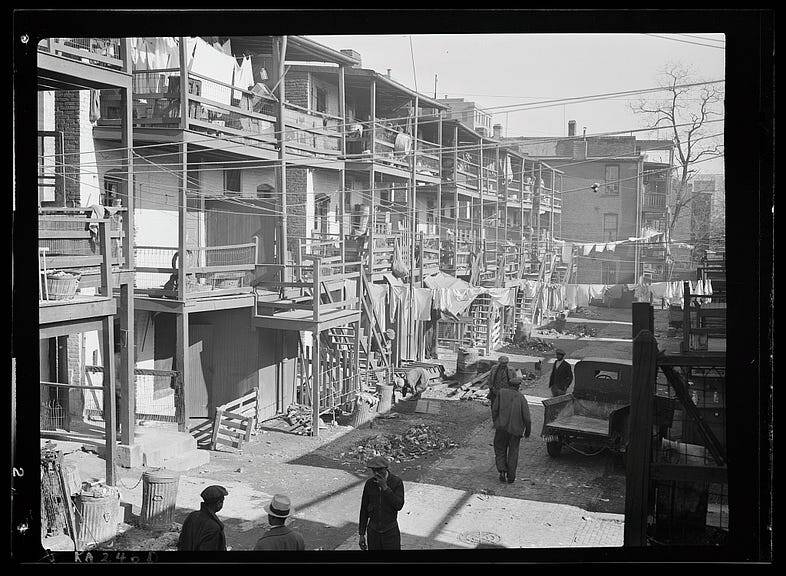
left=340, top=49, right=362, bottom=68
left=386, top=68, right=392, bottom=78
left=572, top=137, right=587, bottom=160
left=568, top=120, right=576, bottom=137
left=493, top=123, right=503, bottom=139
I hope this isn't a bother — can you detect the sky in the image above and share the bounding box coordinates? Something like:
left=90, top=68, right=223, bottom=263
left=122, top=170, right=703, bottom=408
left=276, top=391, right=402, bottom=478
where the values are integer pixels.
left=310, top=33, right=726, bottom=174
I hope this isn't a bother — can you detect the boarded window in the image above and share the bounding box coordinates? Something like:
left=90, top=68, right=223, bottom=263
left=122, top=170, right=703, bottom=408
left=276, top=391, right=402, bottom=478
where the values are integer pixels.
left=316, top=87, right=327, bottom=113
left=604, top=164, right=620, bottom=195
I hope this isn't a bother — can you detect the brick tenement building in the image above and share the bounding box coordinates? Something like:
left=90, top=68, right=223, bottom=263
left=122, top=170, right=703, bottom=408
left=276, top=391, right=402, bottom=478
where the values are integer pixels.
left=503, top=124, right=673, bottom=283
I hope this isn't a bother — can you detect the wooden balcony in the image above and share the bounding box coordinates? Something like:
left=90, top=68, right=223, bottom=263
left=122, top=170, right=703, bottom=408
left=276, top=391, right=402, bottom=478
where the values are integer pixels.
left=252, top=260, right=362, bottom=332
left=99, top=69, right=279, bottom=157
left=643, top=193, right=667, bottom=211
left=37, top=38, right=131, bottom=90
left=347, top=121, right=440, bottom=182
left=38, top=210, right=123, bottom=329
left=283, top=103, right=343, bottom=159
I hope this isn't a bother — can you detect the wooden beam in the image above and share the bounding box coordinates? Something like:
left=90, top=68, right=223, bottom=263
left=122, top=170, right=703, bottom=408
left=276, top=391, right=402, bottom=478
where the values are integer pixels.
left=624, top=329, right=658, bottom=546
left=101, top=317, right=117, bottom=486
left=175, top=311, right=190, bottom=426
left=311, top=326, right=321, bottom=437
left=275, top=36, right=289, bottom=282
left=178, top=37, right=189, bottom=303
left=632, top=302, right=655, bottom=341
left=339, top=65, right=347, bottom=270
left=437, top=112, right=443, bottom=271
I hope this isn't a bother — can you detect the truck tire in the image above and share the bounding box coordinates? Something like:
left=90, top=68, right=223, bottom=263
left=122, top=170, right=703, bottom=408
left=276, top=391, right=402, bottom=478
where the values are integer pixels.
left=546, top=438, right=563, bottom=457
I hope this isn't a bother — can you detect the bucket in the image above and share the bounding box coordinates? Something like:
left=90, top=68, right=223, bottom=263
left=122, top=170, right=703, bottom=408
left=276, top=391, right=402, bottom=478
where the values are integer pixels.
left=140, top=470, right=179, bottom=530
left=456, top=347, right=479, bottom=374
left=376, top=384, right=394, bottom=414
left=75, top=486, right=121, bottom=549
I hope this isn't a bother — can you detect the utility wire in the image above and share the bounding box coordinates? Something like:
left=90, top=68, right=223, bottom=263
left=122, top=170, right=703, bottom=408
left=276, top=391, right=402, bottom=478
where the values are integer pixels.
left=644, top=34, right=726, bottom=50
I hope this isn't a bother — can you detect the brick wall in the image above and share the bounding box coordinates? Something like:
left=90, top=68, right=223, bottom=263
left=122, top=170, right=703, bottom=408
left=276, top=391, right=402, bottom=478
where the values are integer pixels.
left=67, top=334, right=85, bottom=423
left=285, top=167, right=309, bottom=253
left=285, top=71, right=310, bottom=109
left=55, top=90, right=81, bottom=205
left=555, top=136, right=636, bottom=158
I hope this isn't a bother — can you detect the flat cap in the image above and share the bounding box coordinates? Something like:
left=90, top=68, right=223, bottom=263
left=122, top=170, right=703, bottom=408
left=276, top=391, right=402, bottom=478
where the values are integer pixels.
left=498, top=356, right=509, bottom=364
left=201, top=485, right=229, bottom=502
left=366, top=455, right=390, bottom=469
left=555, top=348, right=566, bottom=356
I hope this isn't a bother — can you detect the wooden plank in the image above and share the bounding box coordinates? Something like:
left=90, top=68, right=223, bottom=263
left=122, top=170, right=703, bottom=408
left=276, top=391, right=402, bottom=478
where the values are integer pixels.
left=217, top=419, right=249, bottom=431
left=650, top=463, right=728, bottom=484
left=39, top=299, right=116, bottom=325
left=214, top=436, right=241, bottom=448
left=38, top=230, right=125, bottom=239
left=101, top=316, right=117, bottom=485
left=624, top=330, right=658, bottom=547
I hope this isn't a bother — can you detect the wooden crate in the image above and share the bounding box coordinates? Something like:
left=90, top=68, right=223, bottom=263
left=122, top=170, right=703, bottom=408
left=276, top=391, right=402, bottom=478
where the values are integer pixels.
left=210, top=388, right=258, bottom=451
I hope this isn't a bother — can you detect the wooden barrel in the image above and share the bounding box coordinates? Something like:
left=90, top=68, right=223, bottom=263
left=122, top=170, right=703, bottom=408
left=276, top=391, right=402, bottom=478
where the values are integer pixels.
left=456, top=347, right=479, bottom=374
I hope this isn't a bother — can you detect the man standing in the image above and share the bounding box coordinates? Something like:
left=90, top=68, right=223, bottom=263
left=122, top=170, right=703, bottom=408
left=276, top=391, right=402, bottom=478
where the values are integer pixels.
left=254, top=494, right=305, bottom=551
left=178, top=485, right=228, bottom=551
left=492, top=379, right=531, bottom=484
left=358, top=455, right=405, bottom=550
left=549, top=348, right=573, bottom=397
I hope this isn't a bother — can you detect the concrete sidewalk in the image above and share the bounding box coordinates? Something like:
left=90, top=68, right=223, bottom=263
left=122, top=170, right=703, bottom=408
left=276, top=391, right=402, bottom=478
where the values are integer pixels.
left=334, top=481, right=623, bottom=549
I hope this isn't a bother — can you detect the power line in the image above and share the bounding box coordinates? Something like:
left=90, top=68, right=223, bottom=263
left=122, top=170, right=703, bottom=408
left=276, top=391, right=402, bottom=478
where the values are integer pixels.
left=674, top=33, right=726, bottom=44
left=645, top=34, right=726, bottom=50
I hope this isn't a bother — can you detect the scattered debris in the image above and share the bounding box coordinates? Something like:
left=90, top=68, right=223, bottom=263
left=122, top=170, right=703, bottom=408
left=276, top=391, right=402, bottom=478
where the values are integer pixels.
left=564, top=324, right=598, bottom=338
left=339, top=424, right=458, bottom=464
left=513, top=338, right=556, bottom=353
left=285, top=404, right=317, bottom=435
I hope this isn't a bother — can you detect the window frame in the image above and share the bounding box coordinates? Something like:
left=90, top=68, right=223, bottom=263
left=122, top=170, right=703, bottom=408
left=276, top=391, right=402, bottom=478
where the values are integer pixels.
left=603, top=212, right=619, bottom=242
left=604, top=164, right=620, bottom=196
left=223, top=168, right=241, bottom=195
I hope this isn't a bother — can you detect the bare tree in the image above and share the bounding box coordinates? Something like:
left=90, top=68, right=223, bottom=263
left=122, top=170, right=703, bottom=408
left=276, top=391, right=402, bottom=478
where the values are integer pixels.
left=631, top=62, right=724, bottom=249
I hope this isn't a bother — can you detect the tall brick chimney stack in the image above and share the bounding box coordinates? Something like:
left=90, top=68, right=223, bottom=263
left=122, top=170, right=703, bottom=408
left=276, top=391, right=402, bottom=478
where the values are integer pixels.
left=568, top=120, right=576, bottom=137
left=340, top=49, right=362, bottom=68
left=493, top=124, right=503, bottom=139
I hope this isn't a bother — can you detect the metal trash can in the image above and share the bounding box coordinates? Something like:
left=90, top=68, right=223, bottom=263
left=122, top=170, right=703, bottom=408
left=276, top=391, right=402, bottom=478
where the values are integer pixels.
left=140, top=470, right=179, bottom=530
left=456, top=347, right=479, bottom=384
left=75, top=485, right=120, bottom=549
left=376, top=384, right=394, bottom=414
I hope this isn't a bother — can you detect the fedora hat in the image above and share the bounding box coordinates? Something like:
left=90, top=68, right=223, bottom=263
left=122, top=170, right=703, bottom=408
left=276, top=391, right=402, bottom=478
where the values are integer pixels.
left=265, top=494, right=293, bottom=519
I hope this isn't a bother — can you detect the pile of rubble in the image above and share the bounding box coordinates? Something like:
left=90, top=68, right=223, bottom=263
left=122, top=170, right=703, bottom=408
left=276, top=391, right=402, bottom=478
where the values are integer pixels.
left=111, top=523, right=182, bottom=551
left=564, top=324, right=598, bottom=338
left=573, top=306, right=602, bottom=319
left=340, top=424, right=458, bottom=464
left=515, top=337, right=556, bottom=353
left=285, top=404, right=314, bottom=435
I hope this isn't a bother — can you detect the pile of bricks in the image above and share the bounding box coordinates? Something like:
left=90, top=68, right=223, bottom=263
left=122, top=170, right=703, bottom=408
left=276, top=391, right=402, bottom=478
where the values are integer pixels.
left=340, top=424, right=458, bottom=464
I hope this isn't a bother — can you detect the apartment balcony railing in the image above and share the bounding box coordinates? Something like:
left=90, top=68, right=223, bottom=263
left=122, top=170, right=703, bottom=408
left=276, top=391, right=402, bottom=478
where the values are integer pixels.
left=100, top=69, right=278, bottom=152
left=418, top=233, right=440, bottom=277
left=643, top=193, right=667, bottom=210
left=134, top=243, right=257, bottom=299
left=38, top=38, right=125, bottom=72
left=39, top=209, right=126, bottom=318
left=283, top=103, right=342, bottom=157
left=354, top=122, right=440, bottom=177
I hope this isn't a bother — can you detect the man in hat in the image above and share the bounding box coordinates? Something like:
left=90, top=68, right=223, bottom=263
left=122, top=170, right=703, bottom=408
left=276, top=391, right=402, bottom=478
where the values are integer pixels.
left=549, top=349, right=573, bottom=397
left=358, top=455, right=405, bottom=550
left=178, top=485, right=228, bottom=551
left=492, top=378, right=531, bottom=484
left=254, top=494, right=305, bottom=551
left=486, top=356, right=515, bottom=404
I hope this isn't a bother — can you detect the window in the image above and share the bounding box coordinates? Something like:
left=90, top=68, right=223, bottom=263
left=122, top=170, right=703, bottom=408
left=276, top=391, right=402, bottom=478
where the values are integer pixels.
left=604, top=164, right=620, bottom=195
left=603, top=213, right=618, bottom=242
left=224, top=169, right=241, bottom=195
left=315, top=87, right=327, bottom=114
left=103, top=172, right=121, bottom=206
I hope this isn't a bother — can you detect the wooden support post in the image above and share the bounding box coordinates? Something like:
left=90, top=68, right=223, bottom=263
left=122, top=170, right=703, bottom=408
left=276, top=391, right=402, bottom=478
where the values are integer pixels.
left=354, top=264, right=363, bottom=392
left=311, top=330, right=321, bottom=437
left=368, top=80, right=376, bottom=278
left=119, top=64, right=135, bottom=445
left=624, top=329, right=658, bottom=546
left=274, top=36, right=289, bottom=282
left=175, top=311, right=189, bottom=431
left=101, top=316, right=117, bottom=486
left=536, top=163, right=542, bottom=260
left=178, top=37, right=189, bottom=302
left=550, top=168, right=556, bottom=251
left=495, top=146, right=501, bottom=272
left=437, top=112, right=443, bottom=270
left=453, top=125, right=459, bottom=271
left=632, top=302, right=655, bottom=341
left=478, top=137, right=483, bottom=256
left=682, top=281, right=691, bottom=352
left=339, top=65, right=346, bottom=269
left=520, top=159, right=525, bottom=271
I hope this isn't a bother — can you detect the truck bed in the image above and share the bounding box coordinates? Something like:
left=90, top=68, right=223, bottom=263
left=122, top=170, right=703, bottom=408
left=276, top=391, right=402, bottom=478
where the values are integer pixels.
left=547, top=415, right=610, bottom=438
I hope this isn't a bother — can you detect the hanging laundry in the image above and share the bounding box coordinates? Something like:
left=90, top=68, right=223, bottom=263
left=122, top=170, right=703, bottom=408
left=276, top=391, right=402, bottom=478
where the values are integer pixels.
left=189, top=37, right=236, bottom=105
left=233, top=56, right=254, bottom=101
left=587, top=284, right=607, bottom=303
left=582, top=244, right=593, bottom=256
left=89, top=90, right=101, bottom=123
left=606, top=243, right=616, bottom=253
left=562, top=242, right=573, bottom=263
left=563, top=284, right=579, bottom=311
left=487, top=287, right=515, bottom=308
left=366, top=282, right=388, bottom=332
left=413, top=288, right=433, bottom=321
left=650, top=282, right=669, bottom=300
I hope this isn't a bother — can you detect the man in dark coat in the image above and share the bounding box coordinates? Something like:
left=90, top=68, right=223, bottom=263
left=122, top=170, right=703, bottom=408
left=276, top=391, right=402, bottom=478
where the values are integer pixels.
left=492, top=379, right=532, bottom=484
left=178, top=485, right=228, bottom=551
left=358, top=455, right=405, bottom=551
left=486, top=356, right=515, bottom=404
left=254, top=494, right=305, bottom=551
left=549, top=348, right=574, bottom=397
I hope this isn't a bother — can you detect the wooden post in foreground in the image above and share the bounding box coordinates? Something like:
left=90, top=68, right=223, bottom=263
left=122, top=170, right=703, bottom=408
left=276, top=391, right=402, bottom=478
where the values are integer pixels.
left=624, top=329, right=658, bottom=546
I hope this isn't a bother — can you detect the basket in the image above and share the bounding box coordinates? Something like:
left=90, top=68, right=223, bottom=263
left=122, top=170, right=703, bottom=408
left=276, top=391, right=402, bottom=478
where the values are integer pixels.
left=211, top=272, right=245, bottom=289
left=46, top=272, right=79, bottom=300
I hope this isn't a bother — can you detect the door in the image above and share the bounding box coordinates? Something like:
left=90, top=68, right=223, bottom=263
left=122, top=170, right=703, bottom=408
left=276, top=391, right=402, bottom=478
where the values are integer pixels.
left=187, top=325, right=213, bottom=419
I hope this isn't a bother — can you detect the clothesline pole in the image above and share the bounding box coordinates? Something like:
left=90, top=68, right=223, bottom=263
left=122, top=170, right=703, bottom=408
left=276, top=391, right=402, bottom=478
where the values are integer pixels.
left=369, top=79, right=376, bottom=280
left=453, top=125, right=459, bottom=273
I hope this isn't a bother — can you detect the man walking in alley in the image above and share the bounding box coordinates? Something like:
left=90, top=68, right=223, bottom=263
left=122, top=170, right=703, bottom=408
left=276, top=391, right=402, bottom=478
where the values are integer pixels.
left=492, top=379, right=531, bottom=484
left=254, top=494, right=305, bottom=551
left=358, top=455, right=405, bottom=550
left=178, top=485, right=229, bottom=551
left=549, top=348, right=573, bottom=397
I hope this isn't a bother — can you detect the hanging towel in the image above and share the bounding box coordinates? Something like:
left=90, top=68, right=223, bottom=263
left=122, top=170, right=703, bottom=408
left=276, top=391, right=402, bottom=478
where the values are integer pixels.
left=233, top=56, right=254, bottom=100
left=189, top=37, right=236, bottom=105
left=651, top=282, right=669, bottom=299
left=487, top=287, right=515, bottom=308
left=367, top=282, right=388, bottom=332
left=606, top=243, right=616, bottom=253
left=564, top=284, right=579, bottom=310
left=413, top=288, right=434, bottom=321
left=89, top=90, right=101, bottom=123
left=575, top=284, right=591, bottom=307
left=582, top=244, right=593, bottom=256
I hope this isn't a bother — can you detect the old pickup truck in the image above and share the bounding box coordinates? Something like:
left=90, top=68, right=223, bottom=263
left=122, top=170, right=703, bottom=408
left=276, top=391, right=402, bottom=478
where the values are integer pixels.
left=541, top=358, right=633, bottom=457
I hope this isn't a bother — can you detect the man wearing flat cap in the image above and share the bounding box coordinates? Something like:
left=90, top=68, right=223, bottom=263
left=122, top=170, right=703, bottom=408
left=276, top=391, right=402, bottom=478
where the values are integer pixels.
left=492, top=378, right=531, bottom=484
left=549, top=349, right=573, bottom=397
left=178, top=485, right=228, bottom=551
left=358, top=455, right=405, bottom=550
left=486, top=356, right=516, bottom=404
left=254, top=494, right=305, bottom=551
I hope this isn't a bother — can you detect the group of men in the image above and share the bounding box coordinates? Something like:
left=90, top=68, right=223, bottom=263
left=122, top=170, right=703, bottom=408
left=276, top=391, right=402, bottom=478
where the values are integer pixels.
left=177, top=454, right=406, bottom=552
left=177, top=349, right=574, bottom=551
left=486, top=349, right=573, bottom=484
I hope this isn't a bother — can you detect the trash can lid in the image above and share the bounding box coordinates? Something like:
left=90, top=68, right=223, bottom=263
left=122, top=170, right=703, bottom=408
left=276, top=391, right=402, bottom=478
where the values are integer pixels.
left=143, top=469, right=177, bottom=482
